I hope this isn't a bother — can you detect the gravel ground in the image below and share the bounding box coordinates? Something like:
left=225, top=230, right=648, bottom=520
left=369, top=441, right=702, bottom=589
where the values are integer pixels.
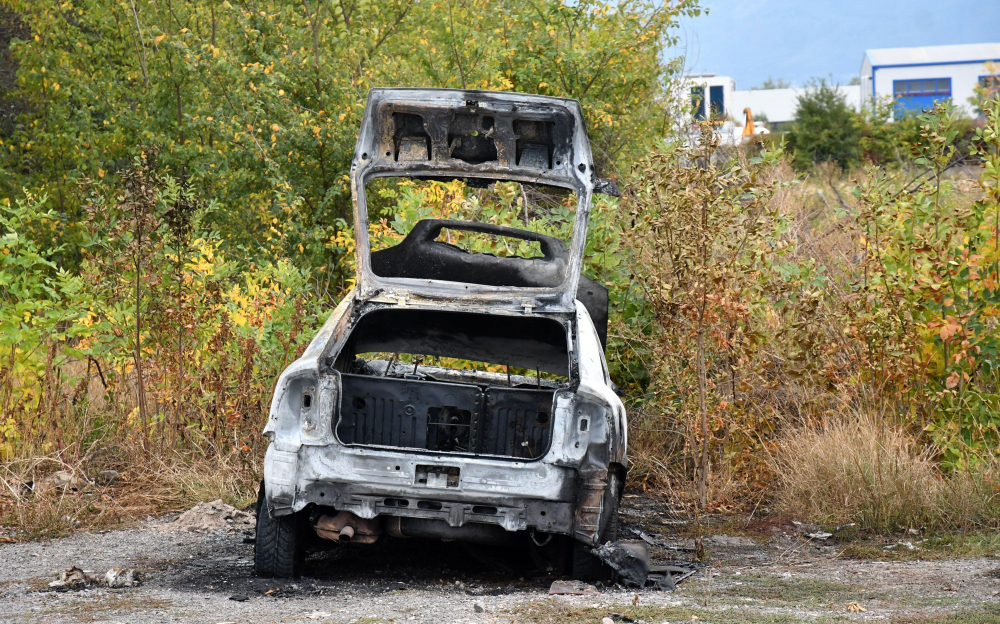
left=1, top=496, right=998, bottom=624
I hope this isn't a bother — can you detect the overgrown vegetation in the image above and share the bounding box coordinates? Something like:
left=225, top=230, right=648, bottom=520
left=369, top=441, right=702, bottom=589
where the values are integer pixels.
left=1, top=0, right=999, bottom=539
left=619, top=99, right=1000, bottom=529
left=786, top=80, right=979, bottom=171
left=624, top=127, right=790, bottom=508
left=0, top=0, right=699, bottom=536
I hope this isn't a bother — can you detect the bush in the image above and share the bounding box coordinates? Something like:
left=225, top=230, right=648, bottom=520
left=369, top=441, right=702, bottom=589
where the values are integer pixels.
left=788, top=79, right=861, bottom=170
left=854, top=99, right=1000, bottom=467
left=854, top=97, right=922, bottom=166
left=623, top=126, right=795, bottom=507
left=0, top=152, right=323, bottom=462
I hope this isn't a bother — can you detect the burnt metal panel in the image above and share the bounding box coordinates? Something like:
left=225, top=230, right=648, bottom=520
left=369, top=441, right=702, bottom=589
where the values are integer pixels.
left=351, top=88, right=597, bottom=313
left=576, top=274, right=608, bottom=349
left=481, top=387, right=554, bottom=459
left=336, top=374, right=555, bottom=460
left=337, top=375, right=482, bottom=450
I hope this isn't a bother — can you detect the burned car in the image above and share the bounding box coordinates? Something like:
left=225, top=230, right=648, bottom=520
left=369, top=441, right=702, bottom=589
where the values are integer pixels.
left=255, top=88, right=627, bottom=578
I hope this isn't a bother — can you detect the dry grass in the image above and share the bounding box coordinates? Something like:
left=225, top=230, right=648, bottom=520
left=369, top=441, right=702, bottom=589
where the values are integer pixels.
left=0, top=444, right=258, bottom=541
left=773, top=411, right=1000, bottom=533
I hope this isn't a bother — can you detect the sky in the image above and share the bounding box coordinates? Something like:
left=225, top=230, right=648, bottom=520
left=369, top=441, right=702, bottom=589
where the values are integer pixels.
left=679, top=0, right=1000, bottom=89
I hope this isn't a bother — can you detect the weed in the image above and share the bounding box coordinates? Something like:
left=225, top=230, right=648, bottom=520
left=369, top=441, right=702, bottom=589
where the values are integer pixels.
left=774, top=411, right=1000, bottom=532
left=773, top=411, right=941, bottom=532
left=0, top=448, right=257, bottom=541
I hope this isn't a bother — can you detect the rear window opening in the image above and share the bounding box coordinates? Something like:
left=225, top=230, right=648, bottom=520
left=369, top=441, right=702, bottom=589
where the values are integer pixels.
left=332, top=308, right=569, bottom=459
left=364, top=177, right=578, bottom=288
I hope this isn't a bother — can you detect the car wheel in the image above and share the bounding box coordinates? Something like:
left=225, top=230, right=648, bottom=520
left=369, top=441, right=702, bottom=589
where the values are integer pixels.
left=254, top=480, right=304, bottom=578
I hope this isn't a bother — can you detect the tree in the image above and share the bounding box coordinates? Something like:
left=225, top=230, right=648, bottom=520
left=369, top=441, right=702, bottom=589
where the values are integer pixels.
left=788, top=79, right=860, bottom=170
left=626, top=126, right=788, bottom=508
left=0, top=0, right=700, bottom=299
left=751, top=76, right=790, bottom=90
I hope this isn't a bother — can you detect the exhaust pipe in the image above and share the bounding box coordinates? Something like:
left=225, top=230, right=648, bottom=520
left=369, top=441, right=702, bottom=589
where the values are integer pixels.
left=314, top=511, right=380, bottom=544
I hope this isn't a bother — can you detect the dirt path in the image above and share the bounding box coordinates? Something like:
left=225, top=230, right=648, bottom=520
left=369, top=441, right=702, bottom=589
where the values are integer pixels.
left=1, top=496, right=998, bottom=623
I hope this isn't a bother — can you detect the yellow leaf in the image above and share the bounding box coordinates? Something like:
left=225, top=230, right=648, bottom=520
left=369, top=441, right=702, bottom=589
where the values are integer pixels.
left=155, top=34, right=166, bottom=45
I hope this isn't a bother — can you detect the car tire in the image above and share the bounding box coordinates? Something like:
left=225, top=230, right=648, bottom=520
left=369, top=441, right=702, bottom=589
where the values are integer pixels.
left=254, top=481, right=304, bottom=578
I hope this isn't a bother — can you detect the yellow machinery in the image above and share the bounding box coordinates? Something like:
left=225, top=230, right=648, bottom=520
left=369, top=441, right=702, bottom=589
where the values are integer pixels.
left=741, top=107, right=756, bottom=139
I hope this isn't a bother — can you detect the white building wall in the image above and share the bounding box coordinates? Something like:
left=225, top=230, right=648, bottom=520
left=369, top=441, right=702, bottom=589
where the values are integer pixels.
left=730, top=85, right=861, bottom=125
left=860, top=56, right=874, bottom=103
left=681, top=74, right=861, bottom=127
left=861, top=44, right=1000, bottom=117
left=683, top=74, right=736, bottom=120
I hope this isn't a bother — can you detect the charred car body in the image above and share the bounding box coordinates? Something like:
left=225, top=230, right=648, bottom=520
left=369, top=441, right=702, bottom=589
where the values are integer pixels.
left=255, top=88, right=627, bottom=578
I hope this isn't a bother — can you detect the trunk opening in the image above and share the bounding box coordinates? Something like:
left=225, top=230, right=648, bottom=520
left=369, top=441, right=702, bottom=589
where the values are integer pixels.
left=332, top=308, right=570, bottom=460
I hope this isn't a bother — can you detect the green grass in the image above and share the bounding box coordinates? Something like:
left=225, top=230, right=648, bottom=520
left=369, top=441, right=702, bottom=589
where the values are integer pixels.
left=666, top=568, right=969, bottom=614
left=38, top=594, right=171, bottom=622
left=677, top=573, right=961, bottom=611
left=506, top=600, right=807, bottom=624
left=716, top=575, right=850, bottom=600
left=704, top=574, right=879, bottom=605
left=506, top=599, right=1000, bottom=624
left=894, top=604, right=1000, bottom=624
left=840, top=532, right=1000, bottom=561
